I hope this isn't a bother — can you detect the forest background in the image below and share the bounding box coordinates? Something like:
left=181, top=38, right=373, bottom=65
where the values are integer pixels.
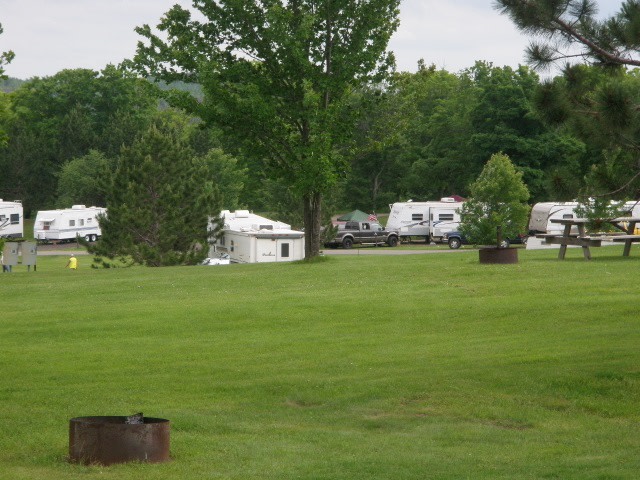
left=1, top=47, right=639, bottom=229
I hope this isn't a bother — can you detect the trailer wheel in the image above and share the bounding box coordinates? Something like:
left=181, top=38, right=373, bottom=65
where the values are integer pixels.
left=342, top=237, right=353, bottom=249
left=84, top=234, right=92, bottom=242
left=448, top=237, right=462, bottom=249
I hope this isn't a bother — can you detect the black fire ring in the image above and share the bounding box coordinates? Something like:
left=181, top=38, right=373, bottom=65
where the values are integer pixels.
left=69, top=416, right=170, bottom=465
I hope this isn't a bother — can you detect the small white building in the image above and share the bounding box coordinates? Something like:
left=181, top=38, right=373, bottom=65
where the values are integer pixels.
left=34, top=205, right=106, bottom=242
left=208, top=210, right=305, bottom=264
left=0, top=199, right=23, bottom=238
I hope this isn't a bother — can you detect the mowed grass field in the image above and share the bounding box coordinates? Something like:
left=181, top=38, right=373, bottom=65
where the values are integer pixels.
left=1, top=248, right=639, bottom=479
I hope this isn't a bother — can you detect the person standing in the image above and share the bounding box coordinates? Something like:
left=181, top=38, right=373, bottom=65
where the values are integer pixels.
left=65, top=254, right=78, bottom=270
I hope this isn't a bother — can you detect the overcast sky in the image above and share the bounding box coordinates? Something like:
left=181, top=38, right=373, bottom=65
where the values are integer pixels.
left=0, top=0, right=624, bottom=80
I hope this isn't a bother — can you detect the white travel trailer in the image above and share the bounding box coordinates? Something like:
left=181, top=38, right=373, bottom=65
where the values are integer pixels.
left=208, top=210, right=305, bottom=264
left=386, top=198, right=464, bottom=243
left=0, top=199, right=23, bottom=238
left=528, top=201, right=640, bottom=235
left=33, top=205, right=106, bottom=242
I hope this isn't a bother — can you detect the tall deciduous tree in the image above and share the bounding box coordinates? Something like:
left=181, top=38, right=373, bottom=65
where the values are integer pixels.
left=0, top=67, right=158, bottom=211
left=56, top=150, right=113, bottom=208
left=0, top=23, right=14, bottom=79
left=130, top=0, right=400, bottom=259
left=92, top=115, right=222, bottom=267
left=0, top=23, right=14, bottom=147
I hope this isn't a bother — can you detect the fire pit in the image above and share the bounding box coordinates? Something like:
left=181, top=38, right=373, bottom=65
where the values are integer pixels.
left=69, top=415, right=170, bottom=465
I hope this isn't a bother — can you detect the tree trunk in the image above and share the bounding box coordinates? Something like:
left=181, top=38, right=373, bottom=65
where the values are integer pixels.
left=303, top=191, right=322, bottom=259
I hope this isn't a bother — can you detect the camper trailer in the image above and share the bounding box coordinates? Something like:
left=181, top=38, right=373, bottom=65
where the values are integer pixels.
left=208, top=210, right=305, bottom=264
left=0, top=199, right=23, bottom=238
left=528, top=201, right=640, bottom=235
left=33, top=205, right=106, bottom=243
left=386, top=198, right=464, bottom=243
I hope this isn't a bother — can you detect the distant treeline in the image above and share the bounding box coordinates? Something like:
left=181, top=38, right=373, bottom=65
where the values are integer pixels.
left=1, top=61, right=638, bottom=227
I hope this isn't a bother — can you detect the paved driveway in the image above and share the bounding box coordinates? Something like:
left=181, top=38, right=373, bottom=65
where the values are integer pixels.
left=322, top=248, right=474, bottom=255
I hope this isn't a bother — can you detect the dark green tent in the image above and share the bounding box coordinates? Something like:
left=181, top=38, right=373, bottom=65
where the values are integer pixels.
left=337, top=210, right=370, bottom=222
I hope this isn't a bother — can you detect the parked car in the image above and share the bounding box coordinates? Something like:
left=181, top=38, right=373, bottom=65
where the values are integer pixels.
left=444, top=231, right=528, bottom=249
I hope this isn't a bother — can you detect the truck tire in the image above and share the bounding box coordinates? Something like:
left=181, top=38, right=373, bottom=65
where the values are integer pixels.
left=448, top=237, right=462, bottom=249
left=387, top=236, right=398, bottom=247
left=342, top=237, right=353, bottom=249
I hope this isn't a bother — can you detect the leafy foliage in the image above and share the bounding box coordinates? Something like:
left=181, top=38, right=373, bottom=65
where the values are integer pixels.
left=460, top=153, right=531, bottom=246
left=0, top=23, right=14, bottom=80
left=130, top=0, right=401, bottom=258
left=0, top=67, right=158, bottom=211
left=55, top=150, right=113, bottom=208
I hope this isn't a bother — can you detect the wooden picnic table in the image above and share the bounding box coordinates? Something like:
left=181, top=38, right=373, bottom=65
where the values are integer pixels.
left=536, top=217, right=640, bottom=259
left=608, top=217, right=640, bottom=256
left=541, top=218, right=600, bottom=260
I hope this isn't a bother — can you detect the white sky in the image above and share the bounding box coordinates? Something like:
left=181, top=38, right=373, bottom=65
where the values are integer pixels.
left=0, top=0, right=624, bottom=80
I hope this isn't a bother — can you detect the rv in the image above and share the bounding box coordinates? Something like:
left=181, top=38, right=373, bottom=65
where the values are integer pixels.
left=528, top=201, right=640, bottom=235
left=33, top=205, right=106, bottom=243
left=208, top=210, right=305, bottom=264
left=386, top=198, right=464, bottom=243
left=0, top=199, right=23, bottom=238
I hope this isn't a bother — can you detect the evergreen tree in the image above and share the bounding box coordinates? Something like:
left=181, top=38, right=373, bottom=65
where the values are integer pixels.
left=495, top=0, right=640, bottom=69
left=92, top=116, right=221, bottom=267
left=496, top=1, right=640, bottom=198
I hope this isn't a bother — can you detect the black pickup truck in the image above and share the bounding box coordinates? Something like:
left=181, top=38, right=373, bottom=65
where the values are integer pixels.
left=324, top=221, right=399, bottom=249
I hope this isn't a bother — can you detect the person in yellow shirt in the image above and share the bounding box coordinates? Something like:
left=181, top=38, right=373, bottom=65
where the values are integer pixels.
left=65, top=254, right=78, bottom=270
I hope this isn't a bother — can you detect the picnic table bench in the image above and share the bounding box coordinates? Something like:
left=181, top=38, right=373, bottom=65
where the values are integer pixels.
left=536, top=217, right=640, bottom=259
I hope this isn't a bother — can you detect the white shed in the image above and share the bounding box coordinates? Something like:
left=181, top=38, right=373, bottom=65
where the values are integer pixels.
left=208, top=210, right=305, bottom=264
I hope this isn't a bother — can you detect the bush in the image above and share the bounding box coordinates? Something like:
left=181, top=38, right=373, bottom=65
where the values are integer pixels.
left=460, top=153, right=530, bottom=247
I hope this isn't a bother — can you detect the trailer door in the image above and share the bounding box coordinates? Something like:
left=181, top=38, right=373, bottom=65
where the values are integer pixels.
left=277, top=239, right=293, bottom=261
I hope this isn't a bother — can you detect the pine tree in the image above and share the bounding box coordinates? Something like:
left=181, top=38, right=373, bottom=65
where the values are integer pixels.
left=92, top=116, right=221, bottom=266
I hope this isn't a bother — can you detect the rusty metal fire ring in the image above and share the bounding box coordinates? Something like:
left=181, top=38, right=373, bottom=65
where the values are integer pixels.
left=69, top=416, right=170, bottom=465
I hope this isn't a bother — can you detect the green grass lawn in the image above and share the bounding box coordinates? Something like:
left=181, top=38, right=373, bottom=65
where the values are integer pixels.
left=1, top=249, right=639, bottom=479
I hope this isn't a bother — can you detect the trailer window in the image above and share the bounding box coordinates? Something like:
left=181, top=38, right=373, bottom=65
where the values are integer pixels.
left=562, top=214, right=574, bottom=219
left=10, top=214, right=19, bottom=224
left=281, top=243, right=290, bottom=258
left=438, top=214, right=454, bottom=221
left=87, top=218, right=92, bottom=224
left=411, top=214, right=423, bottom=221
left=69, top=220, right=76, bottom=227
left=79, top=219, right=84, bottom=226
left=230, top=240, right=234, bottom=252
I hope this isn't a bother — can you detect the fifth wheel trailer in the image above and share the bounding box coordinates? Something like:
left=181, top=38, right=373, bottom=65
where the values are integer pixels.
left=208, top=210, right=305, bottom=264
left=34, top=205, right=106, bottom=242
